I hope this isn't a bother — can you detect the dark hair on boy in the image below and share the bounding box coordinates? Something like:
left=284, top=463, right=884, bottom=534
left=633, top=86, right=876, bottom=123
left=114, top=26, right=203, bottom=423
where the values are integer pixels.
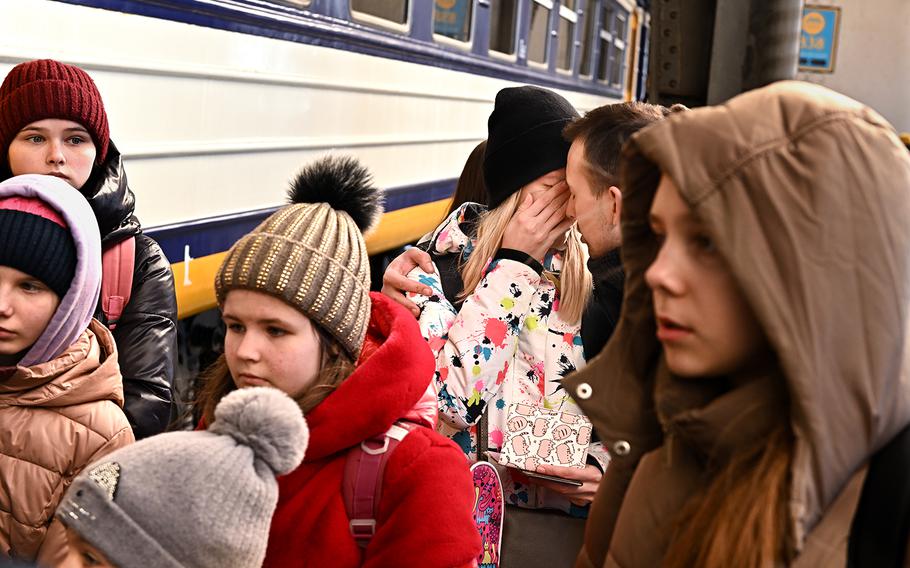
left=563, top=101, right=686, bottom=194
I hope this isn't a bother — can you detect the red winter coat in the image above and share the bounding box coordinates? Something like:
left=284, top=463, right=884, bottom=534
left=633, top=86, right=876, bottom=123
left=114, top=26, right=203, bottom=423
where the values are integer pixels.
left=264, top=293, right=481, bottom=568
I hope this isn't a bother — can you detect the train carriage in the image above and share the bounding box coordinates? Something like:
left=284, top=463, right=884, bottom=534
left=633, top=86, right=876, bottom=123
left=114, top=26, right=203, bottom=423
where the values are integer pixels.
left=2, top=0, right=648, bottom=319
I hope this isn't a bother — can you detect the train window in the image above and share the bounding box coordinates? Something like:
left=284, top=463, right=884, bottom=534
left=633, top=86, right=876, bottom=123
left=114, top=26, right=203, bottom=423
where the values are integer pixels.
left=556, top=1, right=579, bottom=71
left=579, top=1, right=597, bottom=77
left=595, top=0, right=628, bottom=88
left=528, top=0, right=553, bottom=65
left=596, top=6, right=613, bottom=81
left=610, top=5, right=628, bottom=88
left=434, top=0, right=473, bottom=43
left=613, top=8, right=627, bottom=42
left=490, top=0, right=518, bottom=55
left=597, top=45, right=611, bottom=82
left=351, top=0, right=408, bottom=26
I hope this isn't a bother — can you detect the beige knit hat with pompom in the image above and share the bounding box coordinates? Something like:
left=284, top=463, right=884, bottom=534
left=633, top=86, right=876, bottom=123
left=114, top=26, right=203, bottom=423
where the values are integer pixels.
left=215, top=156, right=383, bottom=358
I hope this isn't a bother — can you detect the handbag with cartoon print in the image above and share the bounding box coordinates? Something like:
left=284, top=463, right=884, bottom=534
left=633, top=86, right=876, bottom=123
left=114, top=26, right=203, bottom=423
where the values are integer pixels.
left=498, top=402, right=593, bottom=472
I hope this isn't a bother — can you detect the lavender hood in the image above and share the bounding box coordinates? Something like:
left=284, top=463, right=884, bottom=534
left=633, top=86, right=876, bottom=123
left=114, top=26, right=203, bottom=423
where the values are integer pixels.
left=0, top=174, right=101, bottom=365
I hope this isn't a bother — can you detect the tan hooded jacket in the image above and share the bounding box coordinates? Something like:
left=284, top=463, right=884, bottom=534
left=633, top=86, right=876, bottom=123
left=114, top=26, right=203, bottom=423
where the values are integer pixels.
left=0, top=319, right=134, bottom=565
left=564, top=81, right=910, bottom=567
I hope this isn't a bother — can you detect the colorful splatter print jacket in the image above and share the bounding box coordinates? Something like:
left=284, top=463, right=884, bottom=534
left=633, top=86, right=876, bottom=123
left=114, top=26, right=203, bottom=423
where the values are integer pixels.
left=407, top=203, right=592, bottom=514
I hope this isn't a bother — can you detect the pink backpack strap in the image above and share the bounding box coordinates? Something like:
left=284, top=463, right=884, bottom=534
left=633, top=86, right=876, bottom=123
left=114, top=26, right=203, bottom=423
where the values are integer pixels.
left=342, top=421, right=417, bottom=548
left=101, top=236, right=136, bottom=330
left=401, top=380, right=439, bottom=429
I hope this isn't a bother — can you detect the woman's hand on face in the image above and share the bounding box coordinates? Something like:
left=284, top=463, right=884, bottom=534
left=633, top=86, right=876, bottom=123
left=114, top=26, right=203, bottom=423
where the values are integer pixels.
left=380, top=248, right=435, bottom=316
left=526, top=463, right=603, bottom=506
left=500, top=180, right=575, bottom=263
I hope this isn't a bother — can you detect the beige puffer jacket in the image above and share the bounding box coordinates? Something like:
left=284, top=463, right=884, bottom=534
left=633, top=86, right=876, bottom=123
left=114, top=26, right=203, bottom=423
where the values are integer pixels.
left=0, top=319, right=134, bottom=565
left=564, top=81, right=910, bottom=567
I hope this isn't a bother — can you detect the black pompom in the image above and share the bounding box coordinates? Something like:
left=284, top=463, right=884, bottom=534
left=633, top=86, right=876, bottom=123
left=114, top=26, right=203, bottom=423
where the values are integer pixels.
left=287, top=155, right=383, bottom=232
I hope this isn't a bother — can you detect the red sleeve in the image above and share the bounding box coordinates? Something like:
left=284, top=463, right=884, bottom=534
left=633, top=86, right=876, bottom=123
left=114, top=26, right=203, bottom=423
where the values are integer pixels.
left=364, top=428, right=481, bottom=567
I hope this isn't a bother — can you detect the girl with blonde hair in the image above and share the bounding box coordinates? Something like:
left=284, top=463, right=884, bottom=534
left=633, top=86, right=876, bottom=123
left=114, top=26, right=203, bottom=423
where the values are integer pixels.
left=404, top=86, right=601, bottom=565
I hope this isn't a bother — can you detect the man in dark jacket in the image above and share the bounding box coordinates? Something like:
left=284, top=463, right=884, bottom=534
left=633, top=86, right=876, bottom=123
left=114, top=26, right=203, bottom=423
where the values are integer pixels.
left=562, top=102, right=681, bottom=359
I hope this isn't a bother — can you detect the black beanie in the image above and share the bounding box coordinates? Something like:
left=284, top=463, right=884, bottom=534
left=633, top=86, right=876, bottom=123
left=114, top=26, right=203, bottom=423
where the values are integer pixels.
left=483, top=86, right=580, bottom=209
left=0, top=198, right=77, bottom=298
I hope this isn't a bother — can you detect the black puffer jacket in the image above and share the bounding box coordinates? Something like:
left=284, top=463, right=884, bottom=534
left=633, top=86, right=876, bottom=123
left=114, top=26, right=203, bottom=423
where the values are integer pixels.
left=81, top=141, right=177, bottom=439
left=581, top=248, right=625, bottom=360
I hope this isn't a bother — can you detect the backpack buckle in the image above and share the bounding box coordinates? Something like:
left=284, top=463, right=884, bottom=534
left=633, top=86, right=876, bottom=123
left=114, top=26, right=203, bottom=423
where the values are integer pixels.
left=361, top=436, right=390, bottom=456
left=349, top=519, right=376, bottom=541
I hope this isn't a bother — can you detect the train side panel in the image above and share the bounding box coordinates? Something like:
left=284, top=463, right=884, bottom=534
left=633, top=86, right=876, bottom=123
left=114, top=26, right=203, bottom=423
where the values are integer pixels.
left=1, top=0, right=627, bottom=317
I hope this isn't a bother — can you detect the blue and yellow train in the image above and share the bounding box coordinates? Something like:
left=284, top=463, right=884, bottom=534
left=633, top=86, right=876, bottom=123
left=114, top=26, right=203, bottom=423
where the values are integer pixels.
left=2, top=0, right=649, bottom=318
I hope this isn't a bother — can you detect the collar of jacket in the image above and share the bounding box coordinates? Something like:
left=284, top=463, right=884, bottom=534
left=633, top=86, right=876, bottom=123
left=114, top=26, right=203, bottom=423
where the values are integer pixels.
left=80, top=140, right=142, bottom=244
left=587, top=247, right=624, bottom=294
left=301, top=292, right=436, bottom=461
left=0, top=319, right=124, bottom=408
left=657, top=369, right=787, bottom=467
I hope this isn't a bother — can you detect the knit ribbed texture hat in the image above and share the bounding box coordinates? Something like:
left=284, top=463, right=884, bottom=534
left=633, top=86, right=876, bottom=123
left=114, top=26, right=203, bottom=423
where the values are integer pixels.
left=483, top=86, right=579, bottom=209
left=58, top=387, right=309, bottom=568
left=0, top=196, right=76, bottom=298
left=0, top=174, right=101, bottom=367
left=0, top=59, right=109, bottom=166
left=215, top=156, right=383, bottom=358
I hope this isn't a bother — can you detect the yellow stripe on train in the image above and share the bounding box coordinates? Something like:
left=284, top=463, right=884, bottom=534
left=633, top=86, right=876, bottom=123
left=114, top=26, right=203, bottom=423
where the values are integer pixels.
left=172, top=198, right=453, bottom=318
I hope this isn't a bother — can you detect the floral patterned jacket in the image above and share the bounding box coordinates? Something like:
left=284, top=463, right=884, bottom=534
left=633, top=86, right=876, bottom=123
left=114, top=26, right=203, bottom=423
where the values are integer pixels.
left=407, top=203, right=598, bottom=514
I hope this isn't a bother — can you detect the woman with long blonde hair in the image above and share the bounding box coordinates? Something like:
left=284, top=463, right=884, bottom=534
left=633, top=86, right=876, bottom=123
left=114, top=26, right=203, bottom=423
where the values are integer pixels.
left=400, top=86, right=600, bottom=566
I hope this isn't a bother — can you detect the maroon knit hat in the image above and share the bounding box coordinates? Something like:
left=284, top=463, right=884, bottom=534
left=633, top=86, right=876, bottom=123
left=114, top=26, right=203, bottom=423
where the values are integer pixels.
left=0, top=59, right=109, bottom=166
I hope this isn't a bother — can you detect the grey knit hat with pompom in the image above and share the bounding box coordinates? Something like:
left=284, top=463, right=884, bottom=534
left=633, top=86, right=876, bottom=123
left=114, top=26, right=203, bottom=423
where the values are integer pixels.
left=57, top=387, right=308, bottom=568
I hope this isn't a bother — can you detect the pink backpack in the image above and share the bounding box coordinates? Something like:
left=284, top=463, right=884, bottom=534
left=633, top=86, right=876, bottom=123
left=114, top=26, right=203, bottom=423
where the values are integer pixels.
left=342, top=420, right=419, bottom=547
left=340, top=381, right=489, bottom=568
left=341, top=379, right=437, bottom=547
left=100, top=236, right=135, bottom=330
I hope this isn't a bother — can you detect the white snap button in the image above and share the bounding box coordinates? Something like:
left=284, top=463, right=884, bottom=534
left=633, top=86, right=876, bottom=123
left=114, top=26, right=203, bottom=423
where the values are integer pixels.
left=613, top=440, right=631, bottom=456
left=576, top=382, right=593, bottom=400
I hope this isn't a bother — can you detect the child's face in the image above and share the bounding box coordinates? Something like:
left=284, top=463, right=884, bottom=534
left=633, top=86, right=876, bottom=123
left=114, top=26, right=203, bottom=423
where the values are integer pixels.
left=7, top=118, right=97, bottom=190
left=645, top=176, right=767, bottom=378
left=0, top=265, right=60, bottom=365
left=222, top=289, right=322, bottom=400
left=61, top=525, right=116, bottom=568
